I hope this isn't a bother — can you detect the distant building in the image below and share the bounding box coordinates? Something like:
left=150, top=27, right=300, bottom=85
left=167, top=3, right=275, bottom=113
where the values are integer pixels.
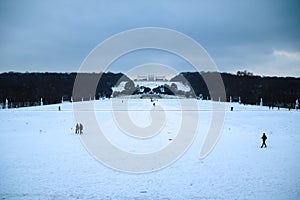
left=155, top=75, right=165, bottom=81
left=137, top=75, right=148, bottom=81
left=136, top=75, right=166, bottom=81
left=148, top=75, right=155, bottom=81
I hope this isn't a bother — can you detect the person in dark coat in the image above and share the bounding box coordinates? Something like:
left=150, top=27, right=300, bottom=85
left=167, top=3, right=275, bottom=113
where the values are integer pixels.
left=261, top=133, right=267, bottom=148
left=75, top=123, right=79, bottom=134
left=79, top=123, right=83, bottom=134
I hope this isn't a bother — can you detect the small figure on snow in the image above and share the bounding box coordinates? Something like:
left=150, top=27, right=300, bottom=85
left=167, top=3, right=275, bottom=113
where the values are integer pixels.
left=79, top=123, right=83, bottom=134
left=75, top=123, right=79, bottom=134
left=261, top=133, right=267, bottom=148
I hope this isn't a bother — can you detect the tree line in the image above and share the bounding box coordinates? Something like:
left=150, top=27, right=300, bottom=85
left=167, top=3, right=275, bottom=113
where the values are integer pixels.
left=0, top=71, right=299, bottom=108
left=171, top=72, right=300, bottom=108
left=0, top=72, right=129, bottom=108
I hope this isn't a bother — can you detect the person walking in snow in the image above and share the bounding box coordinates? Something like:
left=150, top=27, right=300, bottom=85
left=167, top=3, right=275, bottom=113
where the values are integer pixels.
left=75, top=123, right=79, bottom=134
left=261, top=133, right=267, bottom=148
left=79, top=123, right=83, bottom=134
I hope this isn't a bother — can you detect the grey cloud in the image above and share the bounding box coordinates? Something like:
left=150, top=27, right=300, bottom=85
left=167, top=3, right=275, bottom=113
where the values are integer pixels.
left=0, top=0, right=299, bottom=76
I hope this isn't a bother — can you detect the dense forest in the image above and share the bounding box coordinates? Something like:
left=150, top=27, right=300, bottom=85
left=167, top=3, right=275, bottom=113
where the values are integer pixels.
left=0, top=72, right=129, bottom=108
left=0, top=71, right=299, bottom=108
left=171, top=71, right=300, bottom=108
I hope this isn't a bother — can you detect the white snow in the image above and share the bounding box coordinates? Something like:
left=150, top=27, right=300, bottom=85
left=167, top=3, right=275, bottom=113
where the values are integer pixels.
left=1, top=99, right=300, bottom=199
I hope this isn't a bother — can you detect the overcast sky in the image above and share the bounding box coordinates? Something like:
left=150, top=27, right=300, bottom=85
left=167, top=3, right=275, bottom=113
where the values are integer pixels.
left=0, top=0, right=300, bottom=77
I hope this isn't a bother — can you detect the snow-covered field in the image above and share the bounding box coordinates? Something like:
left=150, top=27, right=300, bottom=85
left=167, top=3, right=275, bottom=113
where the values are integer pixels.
left=1, top=99, right=300, bottom=200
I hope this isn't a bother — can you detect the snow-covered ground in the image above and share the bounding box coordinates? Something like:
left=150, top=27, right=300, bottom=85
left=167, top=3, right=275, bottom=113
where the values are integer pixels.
left=1, top=99, right=300, bottom=199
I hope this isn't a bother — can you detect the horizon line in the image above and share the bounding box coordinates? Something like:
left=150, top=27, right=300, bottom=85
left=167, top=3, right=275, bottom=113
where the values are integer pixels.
left=0, top=70, right=299, bottom=79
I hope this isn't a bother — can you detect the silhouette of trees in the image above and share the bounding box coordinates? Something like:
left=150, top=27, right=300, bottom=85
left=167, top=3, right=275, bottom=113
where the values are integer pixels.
left=172, top=72, right=300, bottom=107
left=0, top=72, right=128, bottom=108
left=237, top=70, right=254, bottom=76
left=1, top=71, right=299, bottom=109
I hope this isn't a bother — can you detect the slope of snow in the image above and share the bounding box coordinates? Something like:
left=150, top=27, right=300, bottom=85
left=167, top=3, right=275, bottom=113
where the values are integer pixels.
left=0, top=99, right=300, bottom=199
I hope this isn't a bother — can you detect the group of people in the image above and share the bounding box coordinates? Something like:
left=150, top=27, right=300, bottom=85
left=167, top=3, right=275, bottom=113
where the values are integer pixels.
left=74, top=121, right=268, bottom=148
left=75, top=123, right=83, bottom=134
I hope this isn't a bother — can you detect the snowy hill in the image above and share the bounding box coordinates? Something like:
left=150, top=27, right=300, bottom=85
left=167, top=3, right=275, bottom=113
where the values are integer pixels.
left=0, top=99, right=300, bottom=199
